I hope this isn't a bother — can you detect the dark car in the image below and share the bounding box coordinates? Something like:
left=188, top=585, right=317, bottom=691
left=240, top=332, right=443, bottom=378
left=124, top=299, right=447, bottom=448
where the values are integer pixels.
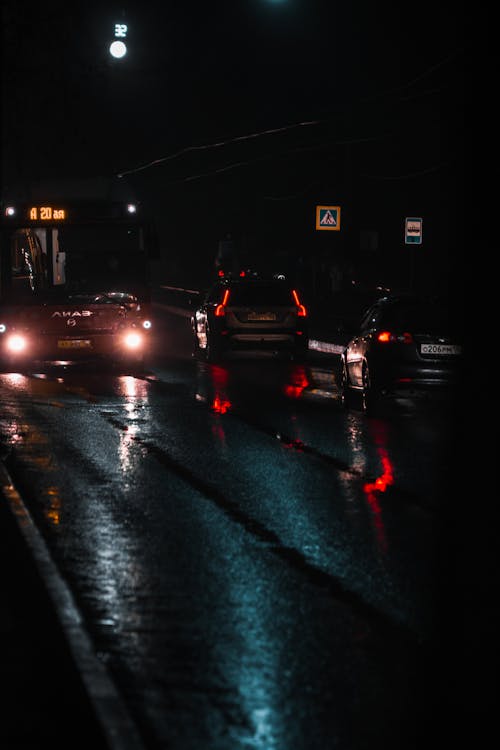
left=339, top=293, right=463, bottom=412
left=191, top=277, right=309, bottom=360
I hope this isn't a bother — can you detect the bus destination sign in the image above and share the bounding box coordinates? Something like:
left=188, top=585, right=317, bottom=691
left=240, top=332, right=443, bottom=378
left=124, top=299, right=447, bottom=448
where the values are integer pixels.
left=28, top=206, right=67, bottom=221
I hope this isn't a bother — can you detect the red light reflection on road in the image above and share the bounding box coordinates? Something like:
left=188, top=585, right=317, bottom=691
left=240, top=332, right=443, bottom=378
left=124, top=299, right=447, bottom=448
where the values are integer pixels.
left=362, top=426, right=395, bottom=555
left=364, top=453, right=394, bottom=496
left=283, top=365, right=309, bottom=399
left=209, top=365, right=232, bottom=414
left=211, top=394, right=231, bottom=414
left=196, top=364, right=232, bottom=445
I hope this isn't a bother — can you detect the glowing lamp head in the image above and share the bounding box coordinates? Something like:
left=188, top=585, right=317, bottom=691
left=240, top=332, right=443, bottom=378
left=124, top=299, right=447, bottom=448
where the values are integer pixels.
left=109, top=40, right=127, bottom=58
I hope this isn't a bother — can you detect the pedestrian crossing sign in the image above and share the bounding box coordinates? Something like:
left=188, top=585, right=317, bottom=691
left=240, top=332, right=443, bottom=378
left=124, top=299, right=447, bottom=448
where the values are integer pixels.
left=316, top=205, right=341, bottom=231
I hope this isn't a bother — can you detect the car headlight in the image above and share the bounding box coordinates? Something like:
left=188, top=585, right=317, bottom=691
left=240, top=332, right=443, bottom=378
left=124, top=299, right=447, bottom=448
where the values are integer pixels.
left=6, top=333, right=28, bottom=353
left=123, top=331, right=143, bottom=350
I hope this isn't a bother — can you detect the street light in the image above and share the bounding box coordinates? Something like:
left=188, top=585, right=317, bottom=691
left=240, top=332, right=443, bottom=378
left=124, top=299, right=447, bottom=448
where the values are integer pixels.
left=109, top=23, right=128, bottom=59
left=109, top=40, right=127, bottom=58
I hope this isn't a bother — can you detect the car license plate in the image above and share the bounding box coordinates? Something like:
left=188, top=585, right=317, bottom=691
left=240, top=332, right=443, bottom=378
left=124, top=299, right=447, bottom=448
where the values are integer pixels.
left=247, top=312, right=276, bottom=321
left=58, top=339, right=92, bottom=349
left=420, top=343, right=461, bottom=355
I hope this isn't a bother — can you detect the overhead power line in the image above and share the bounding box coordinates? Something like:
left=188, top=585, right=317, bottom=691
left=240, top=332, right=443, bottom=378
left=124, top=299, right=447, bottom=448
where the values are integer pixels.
left=117, top=120, right=321, bottom=178
left=116, top=47, right=462, bottom=181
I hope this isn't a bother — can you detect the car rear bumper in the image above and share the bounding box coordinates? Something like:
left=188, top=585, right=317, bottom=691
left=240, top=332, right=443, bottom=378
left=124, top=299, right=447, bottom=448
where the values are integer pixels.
left=224, top=330, right=308, bottom=350
left=376, top=363, right=461, bottom=393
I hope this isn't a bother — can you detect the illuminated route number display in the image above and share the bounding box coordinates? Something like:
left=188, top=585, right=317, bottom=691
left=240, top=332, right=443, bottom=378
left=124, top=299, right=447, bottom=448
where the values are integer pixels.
left=29, top=206, right=66, bottom=221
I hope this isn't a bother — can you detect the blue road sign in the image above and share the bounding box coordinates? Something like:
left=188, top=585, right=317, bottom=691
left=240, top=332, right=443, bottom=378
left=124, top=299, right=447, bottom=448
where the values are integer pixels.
left=405, top=217, right=423, bottom=244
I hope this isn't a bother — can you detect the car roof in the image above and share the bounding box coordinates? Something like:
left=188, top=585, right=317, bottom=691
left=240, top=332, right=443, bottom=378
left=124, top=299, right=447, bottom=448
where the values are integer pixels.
left=371, top=293, right=451, bottom=308
left=218, top=277, right=290, bottom=286
left=205, top=277, right=301, bottom=305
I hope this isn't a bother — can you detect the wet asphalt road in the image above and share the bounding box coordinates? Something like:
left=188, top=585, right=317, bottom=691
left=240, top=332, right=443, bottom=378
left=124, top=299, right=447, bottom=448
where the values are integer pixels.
left=0, top=308, right=476, bottom=749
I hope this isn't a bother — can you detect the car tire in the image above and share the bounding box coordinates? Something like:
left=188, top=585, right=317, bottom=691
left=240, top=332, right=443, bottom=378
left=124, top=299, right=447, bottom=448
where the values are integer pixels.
left=191, top=318, right=203, bottom=358
left=204, top=331, right=223, bottom=363
left=339, top=360, right=353, bottom=408
left=192, top=332, right=202, bottom=358
left=361, top=361, right=379, bottom=415
left=292, top=343, right=308, bottom=362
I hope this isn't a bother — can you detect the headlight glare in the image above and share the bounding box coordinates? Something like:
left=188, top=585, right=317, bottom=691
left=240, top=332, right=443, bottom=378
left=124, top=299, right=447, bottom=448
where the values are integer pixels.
left=123, top=331, right=142, bottom=350
left=6, top=333, right=28, bottom=353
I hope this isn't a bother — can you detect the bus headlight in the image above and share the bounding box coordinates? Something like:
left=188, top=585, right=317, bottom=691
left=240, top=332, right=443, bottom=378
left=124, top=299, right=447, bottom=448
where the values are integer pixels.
left=6, top=333, right=28, bottom=353
left=123, top=331, right=143, bottom=350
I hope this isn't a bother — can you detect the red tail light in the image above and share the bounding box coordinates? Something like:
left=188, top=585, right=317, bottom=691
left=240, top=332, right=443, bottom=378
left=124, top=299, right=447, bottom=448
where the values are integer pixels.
left=377, top=330, right=413, bottom=344
left=214, top=288, right=230, bottom=317
left=292, top=289, right=307, bottom=317
left=377, top=331, right=392, bottom=343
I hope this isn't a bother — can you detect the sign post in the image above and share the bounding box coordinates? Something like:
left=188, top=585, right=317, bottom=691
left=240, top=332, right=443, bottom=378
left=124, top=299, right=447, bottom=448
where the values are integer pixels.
left=405, top=217, right=423, bottom=290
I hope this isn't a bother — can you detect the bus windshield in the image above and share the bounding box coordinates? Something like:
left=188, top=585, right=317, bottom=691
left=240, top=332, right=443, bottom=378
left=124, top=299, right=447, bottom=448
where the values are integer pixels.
left=5, top=223, right=149, bottom=303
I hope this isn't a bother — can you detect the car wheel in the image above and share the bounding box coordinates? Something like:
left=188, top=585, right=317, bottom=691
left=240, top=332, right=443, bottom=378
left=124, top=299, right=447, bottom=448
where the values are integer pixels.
left=339, top=360, right=353, bottom=408
left=361, top=361, right=378, bottom=414
left=205, top=331, right=223, bottom=362
left=192, top=331, right=202, bottom=358
left=292, top=343, right=308, bottom=362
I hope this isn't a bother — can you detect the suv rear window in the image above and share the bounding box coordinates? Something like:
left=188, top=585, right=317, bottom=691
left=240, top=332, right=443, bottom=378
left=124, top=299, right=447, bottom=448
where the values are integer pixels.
left=379, top=299, right=453, bottom=334
left=216, top=282, right=295, bottom=306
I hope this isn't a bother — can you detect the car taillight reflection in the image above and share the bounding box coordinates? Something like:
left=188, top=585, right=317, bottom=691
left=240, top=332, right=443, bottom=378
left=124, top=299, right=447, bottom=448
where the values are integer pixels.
left=207, top=364, right=232, bottom=414
left=364, top=453, right=394, bottom=495
left=212, top=394, right=231, bottom=414
left=284, top=365, right=309, bottom=399
left=363, top=433, right=394, bottom=555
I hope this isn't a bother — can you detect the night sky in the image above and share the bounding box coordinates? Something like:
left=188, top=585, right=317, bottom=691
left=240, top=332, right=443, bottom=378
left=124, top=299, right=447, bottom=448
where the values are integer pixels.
left=1, top=1, right=464, bottom=292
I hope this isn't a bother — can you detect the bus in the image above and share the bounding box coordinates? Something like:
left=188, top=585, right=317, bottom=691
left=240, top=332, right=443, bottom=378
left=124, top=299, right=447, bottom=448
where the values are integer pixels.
left=0, top=177, right=157, bottom=370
